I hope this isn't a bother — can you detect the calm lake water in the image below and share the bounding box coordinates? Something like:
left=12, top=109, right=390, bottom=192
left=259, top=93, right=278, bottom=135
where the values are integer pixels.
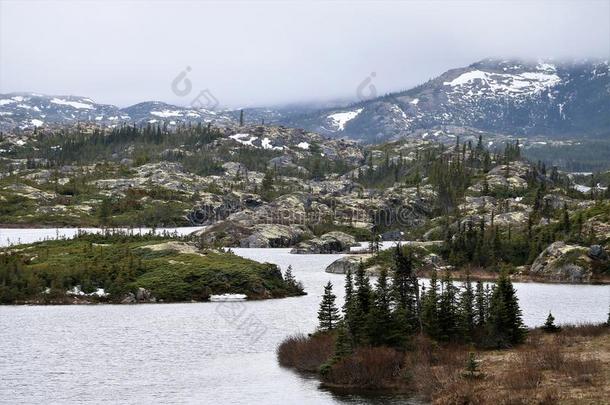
left=0, top=230, right=608, bottom=404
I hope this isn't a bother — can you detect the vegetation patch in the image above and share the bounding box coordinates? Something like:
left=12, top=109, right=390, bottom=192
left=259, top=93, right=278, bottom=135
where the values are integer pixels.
left=0, top=232, right=305, bottom=304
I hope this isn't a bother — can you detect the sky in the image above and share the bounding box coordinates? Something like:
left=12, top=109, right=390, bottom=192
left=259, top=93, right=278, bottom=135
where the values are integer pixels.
left=1, top=0, right=609, bottom=108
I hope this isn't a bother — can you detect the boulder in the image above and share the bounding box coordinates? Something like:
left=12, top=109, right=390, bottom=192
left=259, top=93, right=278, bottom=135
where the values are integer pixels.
left=121, top=292, right=136, bottom=304
left=529, top=241, right=593, bottom=283
left=135, top=287, right=155, bottom=302
left=290, top=231, right=357, bottom=254
left=240, top=224, right=309, bottom=248
left=588, top=245, right=608, bottom=261
left=325, top=255, right=370, bottom=274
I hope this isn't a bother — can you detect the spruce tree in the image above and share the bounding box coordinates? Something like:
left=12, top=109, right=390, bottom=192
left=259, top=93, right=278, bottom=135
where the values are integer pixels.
left=465, top=352, right=479, bottom=378
left=391, top=245, right=419, bottom=333
left=351, top=262, right=373, bottom=344
left=475, top=281, right=487, bottom=327
left=486, top=272, right=526, bottom=347
left=284, top=265, right=296, bottom=286
left=333, top=322, right=352, bottom=360
left=367, top=268, right=395, bottom=346
left=421, top=269, right=440, bottom=340
left=343, top=268, right=354, bottom=315
left=458, top=271, right=475, bottom=342
left=542, top=311, right=560, bottom=333
left=438, top=269, right=459, bottom=341
left=318, top=281, right=341, bottom=331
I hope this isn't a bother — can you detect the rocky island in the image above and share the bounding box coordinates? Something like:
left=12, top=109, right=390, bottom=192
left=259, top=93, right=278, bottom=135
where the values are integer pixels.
left=0, top=232, right=304, bottom=304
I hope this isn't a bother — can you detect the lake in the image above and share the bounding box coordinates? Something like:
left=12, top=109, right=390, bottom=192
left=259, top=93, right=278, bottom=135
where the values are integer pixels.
left=0, top=230, right=608, bottom=404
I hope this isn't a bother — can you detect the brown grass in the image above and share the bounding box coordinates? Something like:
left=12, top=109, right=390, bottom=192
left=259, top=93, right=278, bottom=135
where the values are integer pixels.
left=277, top=324, right=610, bottom=404
left=324, top=346, right=404, bottom=388
left=276, top=332, right=335, bottom=372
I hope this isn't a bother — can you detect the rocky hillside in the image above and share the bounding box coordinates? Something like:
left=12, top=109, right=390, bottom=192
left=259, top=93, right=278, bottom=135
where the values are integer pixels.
left=0, top=93, right=231, bottom=131
left=279, top=59, right=610, bottom=143
left=4, top=59, right=609, bottom=146
left=1, top=120, right=608, bottom=282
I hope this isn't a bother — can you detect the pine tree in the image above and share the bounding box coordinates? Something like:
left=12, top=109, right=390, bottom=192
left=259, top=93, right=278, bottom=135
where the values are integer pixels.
left=475, top=281, right=487, bottom=327
left=351, top=262, right=373, bottom=344
left=262, top=170, right=274, bottom=194
left=391, top=245, right=419, bottom=333
left=333, top=322, right=352, bottom=360
left=465, top=352, right=479, bottom=378
left=343, top=268, right=354, bottom=315
left=542, top=311, right=560, bottom=333
left=367, top=268, right=395, bottom=346
left=318, top=281, right=341, bottom=331
left=284, top=265, right=296, bottom=286
left=438, top=269, right=459, bottom=341
left=458, top=271, right=475, bottom=342
left=561, top=203, right=571, bottom=233
left=239, top=109, right=244, bottom=126
left=486, top=272, right=526, bottom=347
left=421, top=269, right=440, bottom=340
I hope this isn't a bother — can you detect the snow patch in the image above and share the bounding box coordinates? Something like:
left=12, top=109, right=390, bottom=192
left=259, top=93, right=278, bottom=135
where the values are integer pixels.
left=230, top=133, right=258, bottom=147
left=261, top=137, right=283, bottom=150
left=50, top=98, right=94, bottom=110
left=150, top=110, right=183, bottom=118
left=328, top=108, right=363, bottom=131
left=31, top=119, right=44, bottom=127
left=443, top=69, right=560, bottom=95
left=296, top=142, right=310, bottom=150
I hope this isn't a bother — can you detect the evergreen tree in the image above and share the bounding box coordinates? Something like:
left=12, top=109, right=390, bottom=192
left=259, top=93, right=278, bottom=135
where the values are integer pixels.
left=458, top=271, right=475, bottom=342
left=318, top=281, right=341, bottom=331
left=261, top=170, right=274, bottom=194
left=239, top=109, right=244, bottom=126
left=332, top=322, right=352, bottom=360
left=486, top=272, right=526, bottom=347
left=561, top=203, right=571, bottom=233
left=542, top=311, right=560, bottom=333
left=391, top=245, right=419, bottom=333
left=343, top=268, right=354, bottom=315
left=475, top=281, right=487, bottom=327
left=421, top=269, right=440, bottom=340
left=284, top=265, right=296, bottom=286
left=465, top=352, right=479, bottom=378
left=366, top=268, right=395, bottom=346
left=438, top=269, right=459, bottom=341
left=351, top=262, right=373, bottom=344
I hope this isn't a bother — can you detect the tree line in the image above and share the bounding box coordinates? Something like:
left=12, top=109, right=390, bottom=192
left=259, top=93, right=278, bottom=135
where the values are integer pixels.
left=318, top=245, right=526, bottom=360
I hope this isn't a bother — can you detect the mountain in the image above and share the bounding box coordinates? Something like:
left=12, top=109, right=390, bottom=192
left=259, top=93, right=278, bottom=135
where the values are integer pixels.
left=2, top=59, right=609, bottom=143
left=278, top=59, right=610, bottom=143
left=0, top=93, right=232, bottom=131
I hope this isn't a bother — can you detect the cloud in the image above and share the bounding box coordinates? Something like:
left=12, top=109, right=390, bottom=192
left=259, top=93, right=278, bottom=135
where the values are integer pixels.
left=1, top=0, right=608, bottom=108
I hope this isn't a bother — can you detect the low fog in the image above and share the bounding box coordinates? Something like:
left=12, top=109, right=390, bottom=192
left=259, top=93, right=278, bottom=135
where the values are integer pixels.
left=1, top=0, right=608, bottom=107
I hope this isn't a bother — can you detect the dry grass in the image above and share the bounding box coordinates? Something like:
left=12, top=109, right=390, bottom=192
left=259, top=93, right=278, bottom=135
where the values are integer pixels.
left=276, top=332, right=335, bottom=372
left=324, top=346, right=404, bottom=388
left=277, top=324, right=610, bottom=404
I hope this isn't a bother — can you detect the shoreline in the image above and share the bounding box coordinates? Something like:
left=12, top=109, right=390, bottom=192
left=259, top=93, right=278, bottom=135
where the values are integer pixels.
left=279, top=325, right=610, bottom=403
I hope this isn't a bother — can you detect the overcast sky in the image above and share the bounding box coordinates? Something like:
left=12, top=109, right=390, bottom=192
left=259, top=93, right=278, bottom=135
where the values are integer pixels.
left=1, top=0, right=609, bottom=108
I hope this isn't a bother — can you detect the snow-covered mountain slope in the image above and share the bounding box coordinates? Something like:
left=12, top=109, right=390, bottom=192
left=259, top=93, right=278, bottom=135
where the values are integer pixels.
left=278, top=59, right=610, bottom=142
left=2, top=58, right=609, bottom=143
left=0, top=94, right=233, bottom=131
